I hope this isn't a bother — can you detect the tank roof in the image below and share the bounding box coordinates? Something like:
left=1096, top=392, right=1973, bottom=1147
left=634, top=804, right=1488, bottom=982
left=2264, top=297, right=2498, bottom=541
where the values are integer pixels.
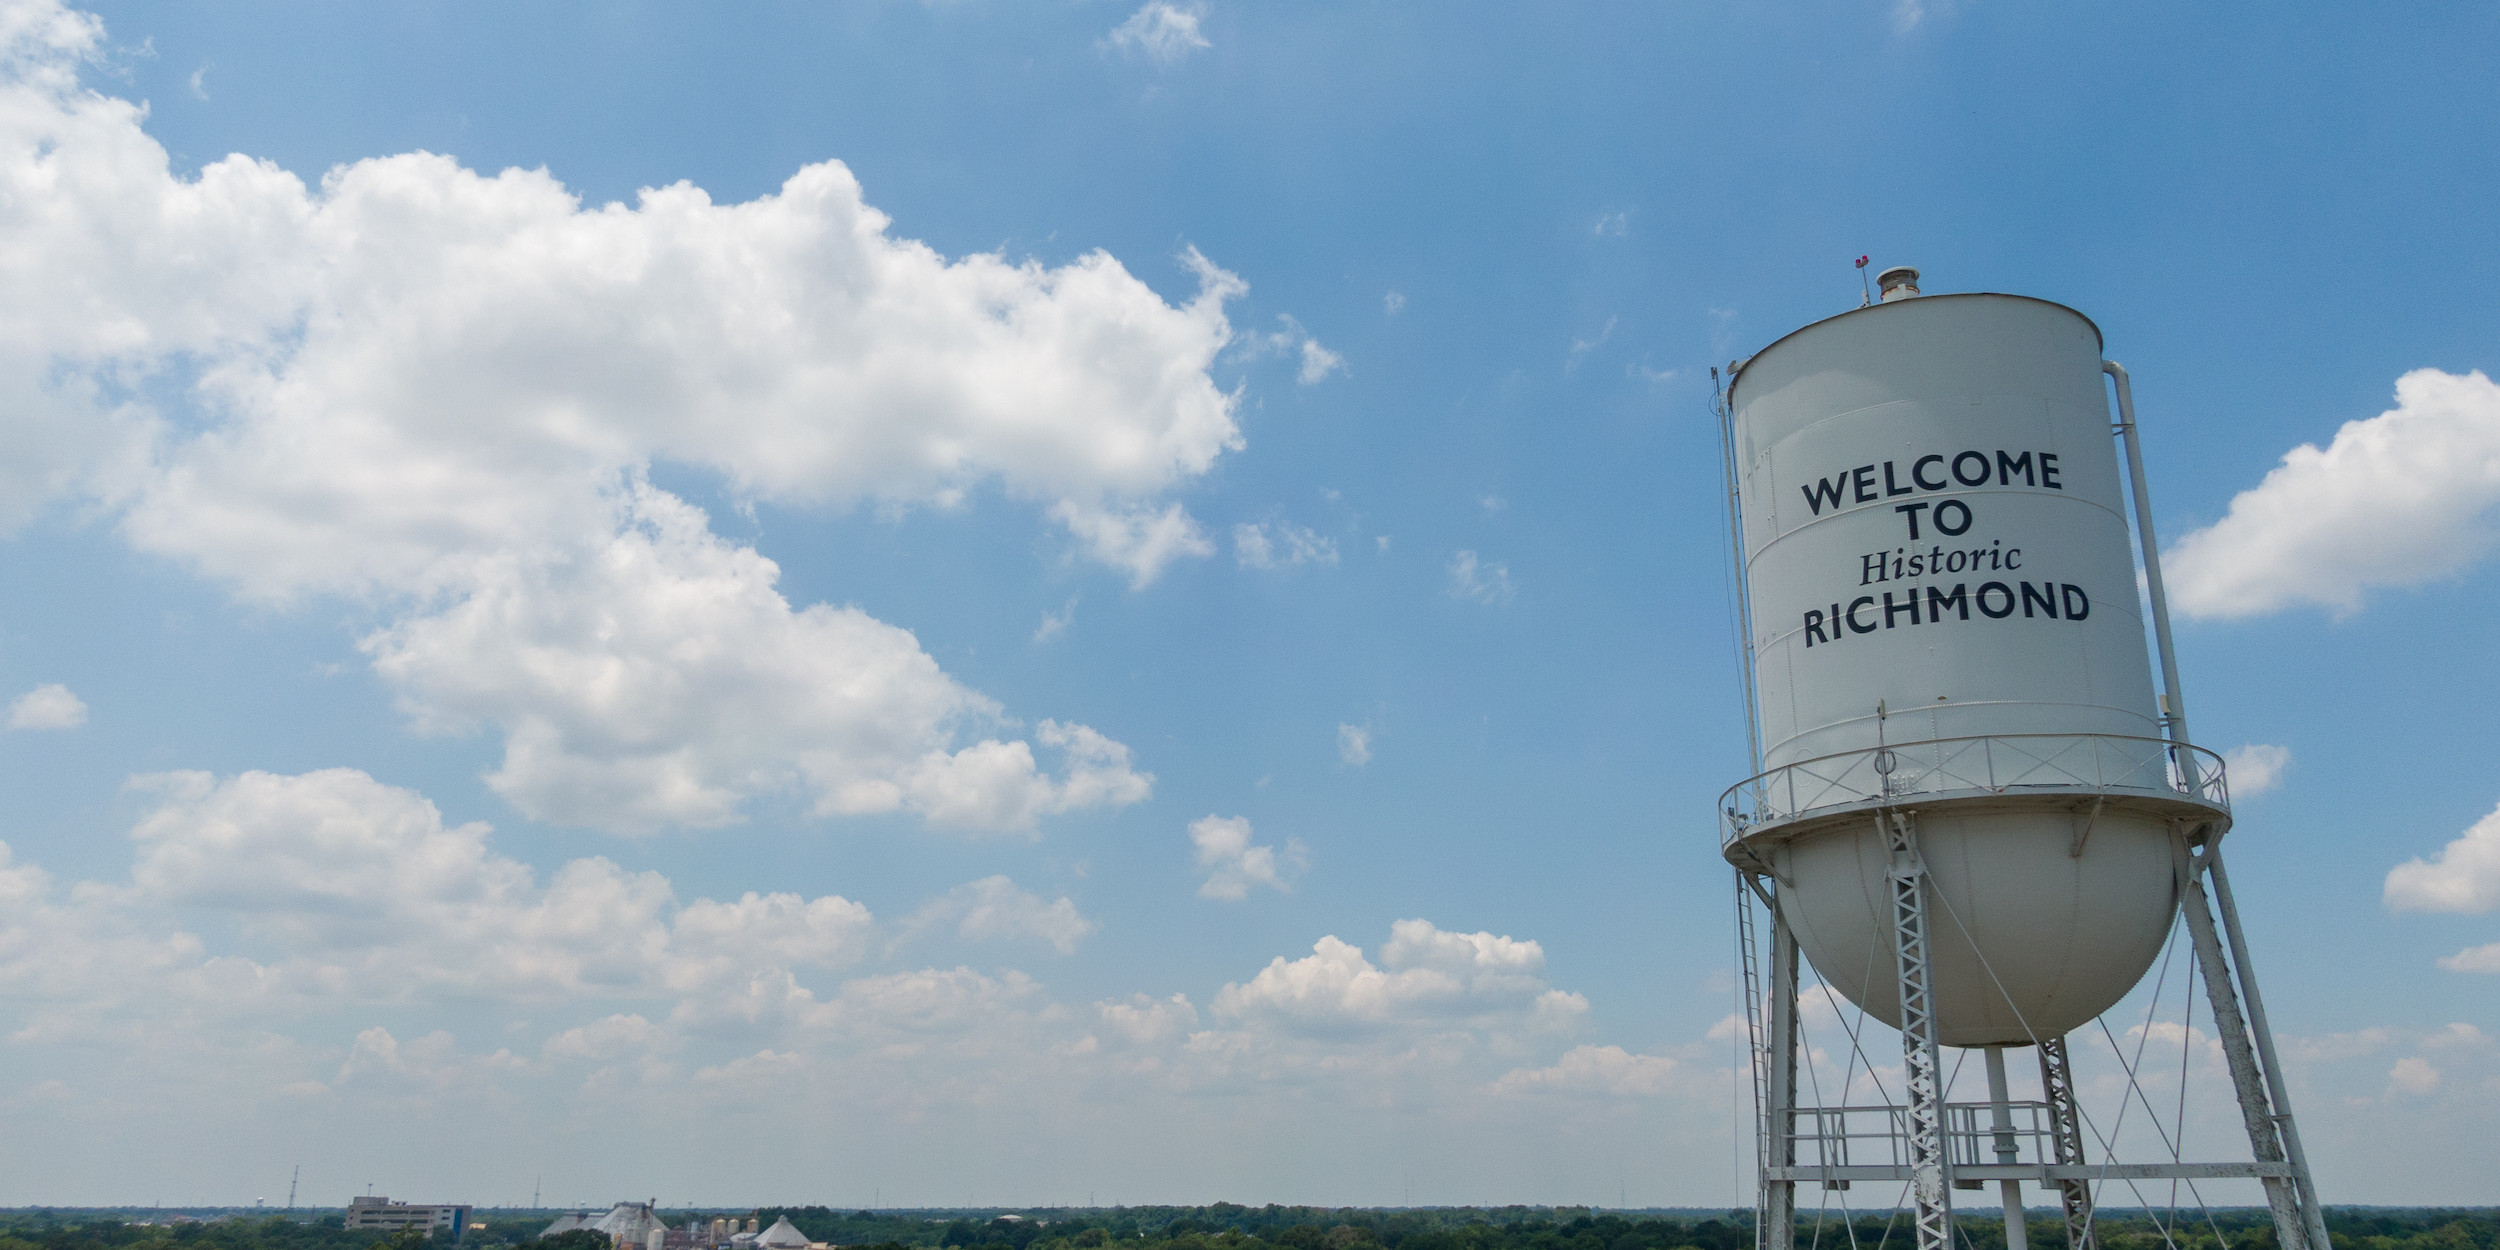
left=1726, top=291, right=2104, bottom=406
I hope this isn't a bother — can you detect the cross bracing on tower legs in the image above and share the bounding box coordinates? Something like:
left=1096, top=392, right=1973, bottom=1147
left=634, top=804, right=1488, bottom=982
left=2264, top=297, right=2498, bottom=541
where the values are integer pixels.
left=1731, top=818, right=2330, bottom=1250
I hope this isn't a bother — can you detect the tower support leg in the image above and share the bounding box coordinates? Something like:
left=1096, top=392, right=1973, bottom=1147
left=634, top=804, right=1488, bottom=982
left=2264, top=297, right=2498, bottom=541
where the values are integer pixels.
left=2174, top=834, right=2314, bottom=1250
left=2208, top=853, right=2334, bottom=1250
left=1765, top=891, right=1801, bottom=1250
left=2036, top=1036, right=2096, bottom=1250
left=1884, top=811, right=1953, bottom=1250
left=1984, top=1047, right=2028, bottom=1250
left=1750, top=875, right=1790, bottom=1250
left=1742, top=870, right=1802, bottom=1250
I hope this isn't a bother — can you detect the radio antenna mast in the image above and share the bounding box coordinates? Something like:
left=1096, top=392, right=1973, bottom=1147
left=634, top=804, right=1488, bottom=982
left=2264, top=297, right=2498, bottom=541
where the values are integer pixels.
left=286, top=1165, right=299, bottom=1211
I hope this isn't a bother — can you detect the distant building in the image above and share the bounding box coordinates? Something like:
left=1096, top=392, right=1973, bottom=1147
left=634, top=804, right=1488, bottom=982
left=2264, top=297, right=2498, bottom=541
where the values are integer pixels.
left=550, top=1202, right=673, bottom=1250
left=679, top=1217, right=761, bottom=1249
left=539, top=1208, right=818, bottom=1250
left=345, top=1197, right=472, bottom=1237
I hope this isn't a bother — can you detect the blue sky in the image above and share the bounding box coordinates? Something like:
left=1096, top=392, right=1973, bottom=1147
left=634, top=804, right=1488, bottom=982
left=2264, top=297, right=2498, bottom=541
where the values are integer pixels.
left=0, top=0, right=2495, bottom=1211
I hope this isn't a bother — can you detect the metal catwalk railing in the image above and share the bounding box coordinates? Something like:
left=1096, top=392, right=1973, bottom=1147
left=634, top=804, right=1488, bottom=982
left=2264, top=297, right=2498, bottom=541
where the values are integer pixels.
left=1721, top=732, right=2229, bottom=848
left=1768, top=1098, right=2292, bottom=1185
left=1788, top=1101, right=2060, bottom=1172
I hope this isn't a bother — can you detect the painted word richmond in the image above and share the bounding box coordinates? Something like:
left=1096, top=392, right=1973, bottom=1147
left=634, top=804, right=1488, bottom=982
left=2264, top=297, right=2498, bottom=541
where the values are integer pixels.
left=1804, top=581, right=2090, bottom=646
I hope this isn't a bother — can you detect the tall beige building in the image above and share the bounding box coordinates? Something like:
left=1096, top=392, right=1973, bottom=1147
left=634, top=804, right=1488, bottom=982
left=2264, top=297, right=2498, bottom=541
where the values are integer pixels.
left=344, top=1197, right=473, bottom=1237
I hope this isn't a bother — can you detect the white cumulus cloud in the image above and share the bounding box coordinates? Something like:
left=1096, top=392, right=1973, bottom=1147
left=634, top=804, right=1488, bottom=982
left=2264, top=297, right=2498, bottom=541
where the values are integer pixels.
left=542, top=1013, right=673, bottom=1063
left=0, top=768, right=881, bottom=1039
left=1211, top=918, right=1586, bottom=1037
left=1234, top=520, right=1338, bottom=569
left=1337, top=723, right=1371, bottom=766
left=105, top=160, right=1245, bottom=595
left=2165, top=369, right=2500, bottom=619
left=1097, top=991, right=1199, bottom=1046
left=1033, top=597, right=1078, bottom=644
left=1229, top=313, right=1341, bottom=386
left=1449, top=549, right=1514, bottom=604
left=1491, top=1044, right=1682, bottom=1097
left=1106, top=1, right=1211, bottom=64
left=1188, top=814, right=1305, bottom=900
left=2385, top=800, right=2500, bottom=914
left=362, top=487, right=1147, bottom=835
left=338, top=1026, right=521, bottom=1091
left=2223, top=743, right=2290, bottom=797
left=0, top=5, right=1256, bottom=835
left=2388, top=1055, right=2441, bottom=1095
left=6, top=683, right=85, bottom=730
left=1297, top=338, right=1344, bottom=385
left=2438, top=944, right=2500, bottom=974
left=1566, top=317, right=1616, bottom=373
left=901, top=875, right=1096, bottom=955
left=2423, top=1022, right=2491, bottom=1050
left=672, top=891, right=879, bottom=982
left=2282, top=1026, right=2398, bottom=1063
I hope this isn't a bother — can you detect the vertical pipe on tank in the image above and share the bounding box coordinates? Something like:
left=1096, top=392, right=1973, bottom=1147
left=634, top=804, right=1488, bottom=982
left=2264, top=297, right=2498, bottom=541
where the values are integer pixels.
left=1717, top=372, right=1765, bottom=776
left=1983, top=1048, right=2028, bottom=1250
left=2103, top=362, right=2192, bottom=756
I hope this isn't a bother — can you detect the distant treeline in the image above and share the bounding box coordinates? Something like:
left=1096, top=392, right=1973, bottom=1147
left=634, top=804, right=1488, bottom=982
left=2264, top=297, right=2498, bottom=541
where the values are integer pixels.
left=745, top=1206, right=2500, bottom=1250
left=755, top=1207, right=1757, bottom=1250
left=0, top=1206, right=2490, bottom=1250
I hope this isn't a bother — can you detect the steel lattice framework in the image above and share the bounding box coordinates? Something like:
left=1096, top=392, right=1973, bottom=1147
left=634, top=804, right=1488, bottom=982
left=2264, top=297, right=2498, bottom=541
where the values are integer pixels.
left=1732, top=816, right=2327, bottom=1250
left=1884, top=812, right=1953, bottom=1250
left=2035, top=1036, right=2096, bottom=1250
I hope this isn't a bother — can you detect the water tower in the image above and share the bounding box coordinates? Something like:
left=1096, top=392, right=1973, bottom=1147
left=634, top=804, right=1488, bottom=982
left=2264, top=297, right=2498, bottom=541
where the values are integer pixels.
left=1713, top=268, right=2327, bottom=1250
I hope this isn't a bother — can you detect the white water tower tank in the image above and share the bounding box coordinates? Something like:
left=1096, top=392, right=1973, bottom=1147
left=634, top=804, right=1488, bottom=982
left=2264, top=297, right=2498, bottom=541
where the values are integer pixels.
left=1721, top=279, right=2230, bottom=1046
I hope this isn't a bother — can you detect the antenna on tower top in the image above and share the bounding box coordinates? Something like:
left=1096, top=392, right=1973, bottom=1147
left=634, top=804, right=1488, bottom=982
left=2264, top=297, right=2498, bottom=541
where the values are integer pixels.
left=1855, top=255, right=1872, bottom=306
